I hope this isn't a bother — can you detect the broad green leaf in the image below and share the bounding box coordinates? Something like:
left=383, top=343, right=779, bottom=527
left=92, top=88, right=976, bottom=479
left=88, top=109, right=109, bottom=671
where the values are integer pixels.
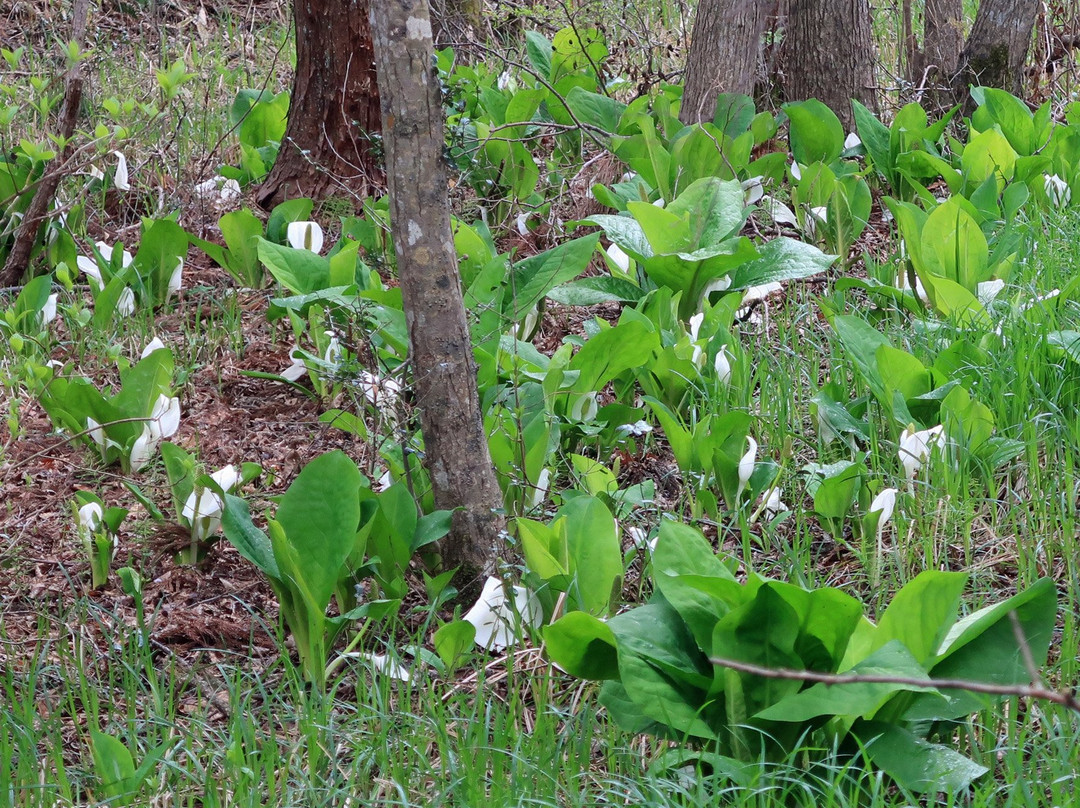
left=784, top=99, right=845, bottom=166
left=755, top=641, right=937, bottom=722
left=505, top=234, right=600, bottom=320
left=544, top=611, right=619, bottom=679
left=274, top=450, right=363, bottom=612
left=433, top=620, right=475, bottom=671
left=524, top=30, right=553, bottom=78
left=89, top=731, right=136, bottom=800
left=857, top=720, right=988, bottom=793
left=258, top=238, right=331, bottom=295
left=922, top=198, right=988, bottom=291
left=726, top=237, right=835, bottom=290
left=872, top=570, right=968, bottom=666
left=221, top=493, right=280, bottom=580
left=562, top=495, right=623, bottom=615
left=665, top=177, right=746, bottom=250
left=546, top=275, right=644, bottom=305
left=565, top=86, right=626, bottom=134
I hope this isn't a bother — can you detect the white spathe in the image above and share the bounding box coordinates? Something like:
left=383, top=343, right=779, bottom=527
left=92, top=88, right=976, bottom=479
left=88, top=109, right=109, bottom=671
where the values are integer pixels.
left=736, top=436, right=758, bottom=500
left=976, top=279, right=1005, bottom=306
left=1044, top=173, right=1071, bottom=207
left=869, top=487, right=897, bottom=527
left=116, top=287, right=136, bottom=317
left=130, top=394, right=181, bottom=470
left=41, top=293, right=58, bottom=325
left=182, top=464, right=240, bottom=542
left=357, top=371, right=402, bottom=411
left=616, top=420, right=653, bottom=437
left=287, top=221, right=325, bottom=254
left=898, top=425, right=945, bottom=480
left=112, top=151, right=130, bottom=191
left=844, top=132, right=862, bottom=150
left=167, top=258, right=184, bottom=298
left=281, top=347, right=308, bottom=381
left=78, top=501, right=104, bottom=537
left=141, top=337, right=166, bottom=359
left=323, top=331, right=343, bottom=368
left=463, top=576, right=542, bottom=651
left=741, top=176, right=764, bottom=205
left=714, top=344, right=732, bottom=385
left=606, top=242, right=631, bottom=273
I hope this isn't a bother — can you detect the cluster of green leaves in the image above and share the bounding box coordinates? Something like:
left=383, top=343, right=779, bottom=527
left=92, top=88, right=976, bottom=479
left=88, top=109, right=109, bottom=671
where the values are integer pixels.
left=221, top=450, right=452, bottom=690
left=545, top=521, right=1057, bottom=793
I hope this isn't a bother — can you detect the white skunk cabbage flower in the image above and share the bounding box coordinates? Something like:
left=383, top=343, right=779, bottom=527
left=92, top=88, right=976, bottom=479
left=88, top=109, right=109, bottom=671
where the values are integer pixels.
left=790, top=162, right=802, bottom=181
left=763, top=487, right=787, bottom=519
left=287, top=221, right=324, bottom=254
left=141, top=337, right=166, bottom=359
left=281, top=346, right=308, bottom=382
left=116, top=287, right=136, bottom=317
left=182, top=464, right=240, bottom=543
left=765, top=197, right=799, bottom=227
left=357, top=371, right=402, bottom=412
left=606, top=242, right=631, bottom=273
left=616, top=420, right=653, bottom=437
left=898, top=424, right=945, bottom=481
left=869, top=487, right=897, bottom=529
left=529, top=468, right=551, bottom=510
left=130, top=394, right=181, bottom=470
left=167, top=258, right=184, bottom=298
left=844, top=132, right=862, bottom=150
left=86, top=416, right=121, bottom=458
left=570, top=391, right=598, bottom=422
left=463, top=576, right=542, bottom=651
left=741, top=176, right=764, bottom=205
left=112, top=151, right=130, bottom=191
left=323, top=330, right=343, bottom=368
left=345, top=652, right=412, bottom=681
left=77, top=502, right=104, bottom=544
left=976, top=279, right=1005, bottom=306
left=40, top=293, right=58, bottom=325
left=714, top=344, right=733, bottom=385
left=77, top=241, right=132, bottom=292
left=497, top=71, right=518, bottom=93
left=1044, top=173, right=1071, bottom=207
left=736, top=435, right=758, bottom=500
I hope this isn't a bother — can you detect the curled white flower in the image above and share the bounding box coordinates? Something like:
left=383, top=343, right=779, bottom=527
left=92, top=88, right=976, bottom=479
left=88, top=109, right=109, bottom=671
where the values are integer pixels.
left=496, top=71, right=517, bottom=93
left=281, top=346, right=308, bottom=381
left=1044, top=173, right=1071, bottom=207
left=131, top=393, right=181, bottom=470
left=112, top=151, right=130, bottom=191
left=714, top=344, right=732, bottom=385
left=869, top=487, right=897, bottom=528
left=763, top=487, right=787, bottom=520
left=976, top=279, right=1005, bottom=306
left=844, top=132, right=862, bottom=150
left=345, top=652, right=411, bottom=681
left=741, top=176, right=764, bottom=205
left=616, top=420, right=653, bottom=437
left=167, top=258, right=184, bottom=298
left=898, top=425, right=945, bottom=481
left=286, top=221, right=324, bottom=254
left=141, top=337, right=166, bottom=359
left=40, top=293, right=58, bottom=325
left=515, top=212, right=530, bottom=236
left=116, top=287, right=136, bottom=317
left=529, top=468, right=551, bottom=510
left=462, top=576, right=542, bottom=651
left=606, top=242, right=631, bottom=273
left=182, top=464, right=240, bottom=543
left=323, top=331, right=343, bottom=368
left=76, top=255, right=104, bottom=291
left=77, top=501, right=104, bottom=539
left=570, top=391, right=598, bottom=422
left=357, top=371, right=402, bottom=412
left=736, top=435, right=758, bottom=500
left=790, top=162, right=802, bottom=181
left=129, top=425, right=157, bottom=470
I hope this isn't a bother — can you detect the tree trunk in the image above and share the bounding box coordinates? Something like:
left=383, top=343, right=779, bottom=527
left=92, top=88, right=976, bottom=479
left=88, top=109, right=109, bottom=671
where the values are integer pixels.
left=680, top=0, right=767, bottom=125
left=784, top=0, right=877, bottom=131
left=907, top=0, right=963, bottom=112
left=257, top=0, right=382, bottom=209
left=953, top=0, right=1038, bottom=108
left=369, top=0, right=504, bottom=593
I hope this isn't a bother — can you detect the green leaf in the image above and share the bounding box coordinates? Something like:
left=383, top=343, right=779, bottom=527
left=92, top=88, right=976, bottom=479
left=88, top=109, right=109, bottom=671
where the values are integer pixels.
left=546, top=275, right=644, bottom=305
left=755, top=641, right=937, bottom=722
left=412, top=509, right=454, bottom=552
left=217, top=208, right=265, bottom=286
left=562, top=495, right=622, bottom=615
left=89, top=731, right=137, bottom=801
left=274, top=450, right=362, bottom=612
left=505, top=234, right=600, bottom=321
left=726, top=237, right=835, bottom=290
left=784, top=99, right=845, bottom=166
left=543, top=611, right=619, bottom=679
left=524, top=31, right=553, bottom=78
left=221, top=493, right=280, bottom=580
left=258, top=238, right=331, bottom=295
left=565, top=86, right=626, bottom=134
left=266, top=197, right=313, bottom=244
left=433, top=620, right=475, bottom=671
left=872, top=570, right=968, bottom=666
left=857, top=720, right=988, bottom=793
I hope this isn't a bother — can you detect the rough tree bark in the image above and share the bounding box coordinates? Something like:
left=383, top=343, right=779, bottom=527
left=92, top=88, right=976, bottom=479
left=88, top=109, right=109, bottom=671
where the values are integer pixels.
left=784, top=0, right=877, bottom=131
left=680, top=0, right=767, bottom=125
left=952, top=0, right=1039, bottom=108
left=369, top=0, right=504, bottom=591
left=257, top=0, right=383, bottom=209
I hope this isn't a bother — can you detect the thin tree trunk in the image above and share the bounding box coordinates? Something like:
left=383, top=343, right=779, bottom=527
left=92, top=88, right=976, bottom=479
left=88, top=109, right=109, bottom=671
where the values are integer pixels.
left=257, top=0, right=382, bottom=209
left=908, top=0, right=963, bottom=112
left=953, top=0, right=1039, bottom=108
left=784, top=0, right=877, bottom=131
left=369, top=0, right=504, bottom=593
left=680, top=0, right=767, bottom=125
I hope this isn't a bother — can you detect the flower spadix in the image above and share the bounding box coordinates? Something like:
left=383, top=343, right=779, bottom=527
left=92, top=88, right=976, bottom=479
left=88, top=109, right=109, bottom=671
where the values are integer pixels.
left=463, top=576, right=541, bottom=651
